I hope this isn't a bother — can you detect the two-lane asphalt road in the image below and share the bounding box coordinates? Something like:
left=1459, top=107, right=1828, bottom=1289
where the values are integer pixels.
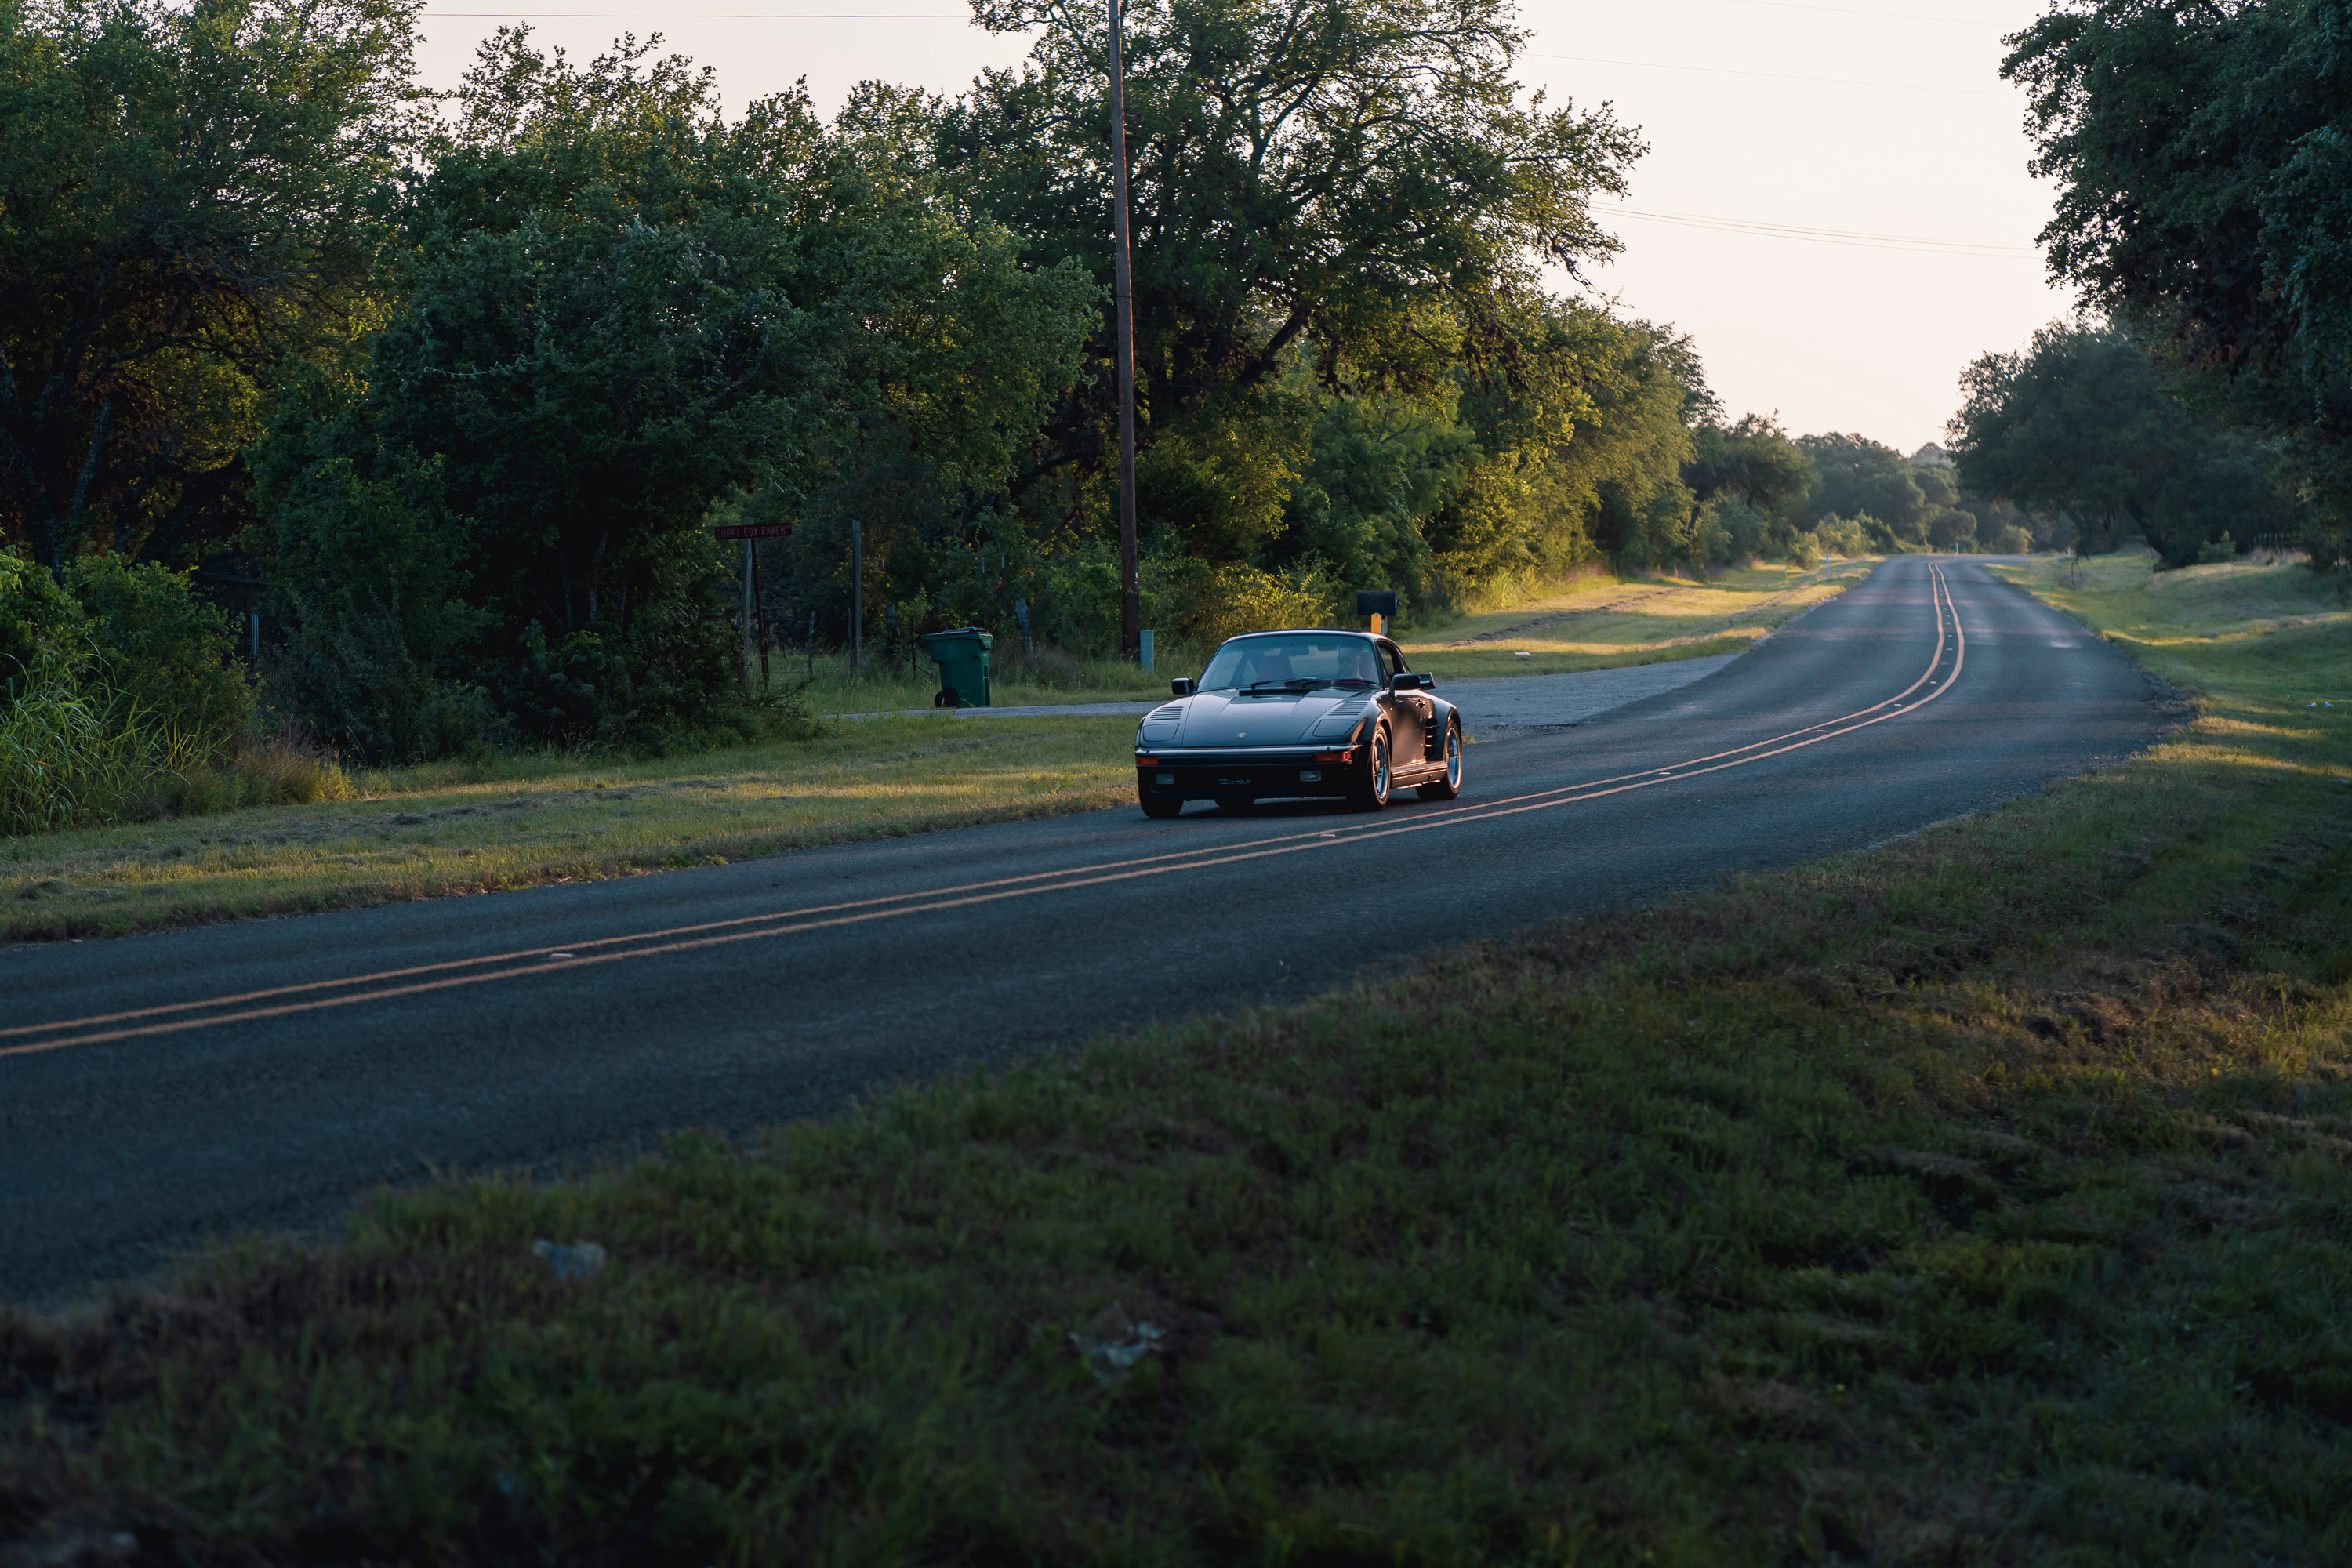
left=1, top=561, right=2163, bottom=1304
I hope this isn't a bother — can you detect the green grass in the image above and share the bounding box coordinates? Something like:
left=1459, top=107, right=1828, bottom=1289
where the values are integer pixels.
left=802, top=642, right=1206, bottom=713
left=1401, top=558, right=1877, bottom=680
left=0, top=715, right=1137, bottom=942
left=5, top=561, right=2350, bottom=1563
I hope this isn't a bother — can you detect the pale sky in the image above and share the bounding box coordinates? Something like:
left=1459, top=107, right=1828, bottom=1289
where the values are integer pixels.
left=411, top=0, right=2076, bottom=454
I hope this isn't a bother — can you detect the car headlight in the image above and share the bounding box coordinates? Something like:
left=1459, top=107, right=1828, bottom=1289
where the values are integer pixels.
left=1309, top=715, right=1363, bottom=739
left=1139, top=722, right=1181, bottom=743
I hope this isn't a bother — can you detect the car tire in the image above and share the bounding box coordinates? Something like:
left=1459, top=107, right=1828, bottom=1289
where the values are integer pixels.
left=1349, top=726, right=1392, bottom=811
left=1139, top=791, right=1182, bottom=818
left=1417, top=718, right=1462, bottom=800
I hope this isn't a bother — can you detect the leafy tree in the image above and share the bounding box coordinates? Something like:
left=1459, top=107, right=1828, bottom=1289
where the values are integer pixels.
left=1273, top=373, right=1473, bottom=597
left=1948, top=321, right=2305, bottom=565
left=2007, top=0, right=2352, bottom=571
left=1798, top=434, right=1931, bottom=549
left=255, top=31, right=1095, bottom=752
left=1685, top=413, right=1814, bottom=561
left=1686, top=415, right=1812, bottom=527
left=0, top=0, right=429, bottom=568
left=938, top=0, right=1644, bottom=532
left=1438, top=296, right=1697, bottom=584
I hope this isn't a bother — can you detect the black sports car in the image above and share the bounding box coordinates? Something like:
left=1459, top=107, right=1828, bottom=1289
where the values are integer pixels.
left=1134, top=629, right=1463, bottom=817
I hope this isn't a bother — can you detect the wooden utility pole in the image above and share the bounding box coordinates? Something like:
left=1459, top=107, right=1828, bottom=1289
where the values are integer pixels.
left=851, top=518, right=863, bottom=673
left=1108, top=0, right=1140, bottom=662
left=741, top=539, right=757, bottom=699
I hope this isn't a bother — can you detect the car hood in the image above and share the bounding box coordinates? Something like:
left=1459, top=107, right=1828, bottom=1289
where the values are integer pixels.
left=1140, top=690, right=1374, bottom=749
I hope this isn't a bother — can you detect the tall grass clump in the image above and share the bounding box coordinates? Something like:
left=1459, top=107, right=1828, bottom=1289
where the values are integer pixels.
left=0, top=546, right=340, bottom=836
left=0, top=664, right=158, bottom=835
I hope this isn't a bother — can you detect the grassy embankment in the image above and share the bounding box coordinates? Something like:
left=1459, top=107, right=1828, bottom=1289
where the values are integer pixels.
left=0, top=566, right=1865, bottom=943
left=1, top=554, right=2348, bottom=1561
left=808, top=559, right=1876, bottom=707
left=1400, top=557, right=1875, bottom=680
left=798, top=643, right=1199, bottom=713
left=0, top=717, right=1139, bottom=942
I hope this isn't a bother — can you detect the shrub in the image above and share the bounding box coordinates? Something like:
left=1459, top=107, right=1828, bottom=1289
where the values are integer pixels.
left=1189, top=562, right=1345, bottom=644
left=2198, top=531, right=2239, bottom=564
left=63, top=554, right=254, bottom=758
left=260, top=453, right=499, bottom=765
left=1810, top=513, right=1875, bottom=557
left=0, top=547, right=85, bottom=691
left=0, top=659, right=203, bottom=836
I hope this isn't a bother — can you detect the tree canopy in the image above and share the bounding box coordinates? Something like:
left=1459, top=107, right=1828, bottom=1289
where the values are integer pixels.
left=937, top=0, right=1643, bottom=529
left=0, top=0, right=1812, bottom=762
left=2007, top=0, right=2352, bottom=571
left=0, top=0, right=429, bottom=568
left=1948, top=320, right=2304, bottom=564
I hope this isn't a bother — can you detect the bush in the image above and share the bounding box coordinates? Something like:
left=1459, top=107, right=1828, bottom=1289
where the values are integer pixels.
left=63, top=554, right=254, bottom=758
left=1697, top=495, right=1769, bottom=565
left=0, top=658, right=206, bottom=836
left=1187, top=562, right=1346, bottom=644
left=260, top=453, right=501, bottom=765
left=0, top=550, right=263, bottom=835
left=2198, top=531, right=2239, bottom=564
left=1990, top=523, right=2034, bottom=554
left=1809, top=514, right=1874, bottom=557
left=0, top=547, right=85, bottom=688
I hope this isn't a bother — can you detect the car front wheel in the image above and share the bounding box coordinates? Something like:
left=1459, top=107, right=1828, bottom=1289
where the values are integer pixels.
left=1349, top=727, right=1392, bottom=811
left=1139, top=786, right=1182, bottom=818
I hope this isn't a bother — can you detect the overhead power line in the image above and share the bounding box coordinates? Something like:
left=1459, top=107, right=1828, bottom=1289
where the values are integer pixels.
left=1610, top=205, right=2039, bottom=257
left=1729, top=0, right=1998, bottom=24
left=1525, top=50, right=2003, bottom=95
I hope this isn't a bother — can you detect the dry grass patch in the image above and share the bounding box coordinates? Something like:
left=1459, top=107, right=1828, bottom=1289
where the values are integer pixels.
left=1402, top=558, right=1876, bottom=680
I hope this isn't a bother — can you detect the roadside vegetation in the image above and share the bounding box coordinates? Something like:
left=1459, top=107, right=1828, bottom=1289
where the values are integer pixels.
left=4, top=530, right=2347, bottom=1564
left=0, top=715, right=1137, bottom=942
left=0, top=562, right=1881, bottom=939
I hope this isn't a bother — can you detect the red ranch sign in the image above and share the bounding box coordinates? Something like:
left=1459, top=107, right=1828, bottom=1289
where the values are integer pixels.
left=714, top=522, right=794, bottom=541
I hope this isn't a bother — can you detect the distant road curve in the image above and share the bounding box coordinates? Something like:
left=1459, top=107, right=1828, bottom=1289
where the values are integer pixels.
left=0, top=560, right=2162, bottom=1305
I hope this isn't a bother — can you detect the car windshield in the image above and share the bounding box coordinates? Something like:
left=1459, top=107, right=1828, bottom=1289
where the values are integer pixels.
left=1198, top=634, right=1385, bottom=693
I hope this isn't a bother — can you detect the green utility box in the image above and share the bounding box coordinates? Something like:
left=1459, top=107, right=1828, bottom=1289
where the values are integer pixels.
left=920, top=626, right=994, bottom=708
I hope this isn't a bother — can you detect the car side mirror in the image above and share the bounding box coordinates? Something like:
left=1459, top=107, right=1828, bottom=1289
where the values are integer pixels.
left=1387, top=672, right=1418, bottom=695
left=1171, top=677, right=1195, bottom=696
left=1415, top=673, right=1435, bottom=690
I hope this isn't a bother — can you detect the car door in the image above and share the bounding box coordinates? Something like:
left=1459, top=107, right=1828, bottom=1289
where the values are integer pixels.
left=1377, top=638, right=1431, bottom=767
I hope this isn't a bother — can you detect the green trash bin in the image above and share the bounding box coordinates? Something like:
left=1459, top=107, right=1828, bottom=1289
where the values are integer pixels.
left=920, top=626, right=993, bottom=708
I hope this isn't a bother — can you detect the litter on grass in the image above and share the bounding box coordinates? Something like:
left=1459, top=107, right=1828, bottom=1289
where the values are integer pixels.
left=1069, top=1303, right=1165, bottom=1385
left=532, top=1240, right=608, bottom=1281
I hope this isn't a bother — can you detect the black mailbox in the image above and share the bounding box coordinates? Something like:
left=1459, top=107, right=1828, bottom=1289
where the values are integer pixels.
left=1354, top=590, right=1399, bottom=622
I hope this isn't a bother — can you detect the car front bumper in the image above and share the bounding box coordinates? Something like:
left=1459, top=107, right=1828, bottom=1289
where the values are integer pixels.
left=1134, top=745, right=1359, bottom=800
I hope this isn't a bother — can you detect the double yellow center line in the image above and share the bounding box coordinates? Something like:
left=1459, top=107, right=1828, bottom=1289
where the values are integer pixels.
left=2, top=566, right=1965, bottom=1061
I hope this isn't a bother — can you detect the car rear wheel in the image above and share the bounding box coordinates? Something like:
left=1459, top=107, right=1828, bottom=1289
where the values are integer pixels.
left=1349, top=727, right=1392, bottom=811
left=1417, top=718, right=1462, bottom=800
